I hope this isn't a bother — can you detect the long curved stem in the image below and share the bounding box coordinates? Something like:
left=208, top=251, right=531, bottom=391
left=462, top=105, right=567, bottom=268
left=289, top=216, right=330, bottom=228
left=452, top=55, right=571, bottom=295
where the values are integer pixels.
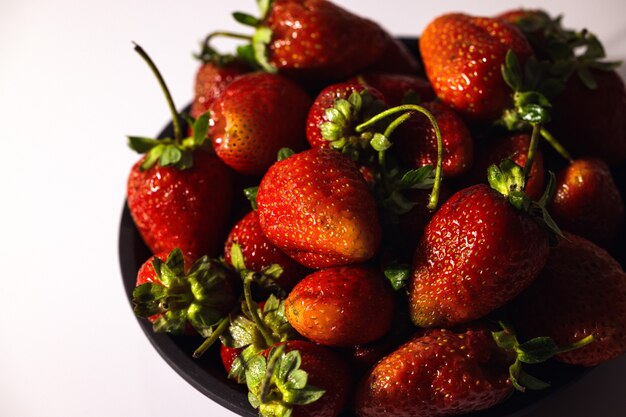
left=539, top=127, right=573, bottom=162
left=524, top=123, right=542, bottom=185
left=201, top=31, right=253, bottom=53
left=133, top=43, right=182, bottom=144
left=244, top=272, right=277, bottom=347
left=192, top=316, right=230, bottom=358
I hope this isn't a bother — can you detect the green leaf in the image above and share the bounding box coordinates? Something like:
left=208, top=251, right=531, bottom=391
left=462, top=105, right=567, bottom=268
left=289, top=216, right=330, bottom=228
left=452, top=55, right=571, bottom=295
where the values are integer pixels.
left=253, top=26, right=276, bottom=73
left=188, top=304, right=223, bottom=337
left=286, top=369, right=308, bottom=390
left=348, top=91, right=363, bottom=113
left=128, top=136, right=160, bottom=153
left=153, top=309, right=187, bottom=334
left=176, top=150, right=194, bottom=170
left=370, top=133, right=392, bottom=152
left=140, top=144, right=165, bottom=171
left=502, top=50, right=523, bottom=91
left=509, top=359, right=525, bottom=392
left=278, top=350, right=301, bottom=381
left=520, top=104, right=551, bottom=124
left=236, top=44, right=257, bottom=67
left=516, top=91, right=551, bottom=108
left=193, top=112, right=210, bottom=146
left=159, top=145, right=183, bottom=167
left=320, top=122, right=342, bottom=141
left=277, top=148, right=295, bottom=161
left=517, top=368, right=551, bottom=390
left=257, top=0, right=272, bottom=19
left=248, top=391, right=260, bottom=409
left=577, top=66, right=598, bottom=90
left=334, top=99, right=353, bottom=121
left=582, top=34, right=606, bottom=60
left=233, top=11, right=260, bottom=27
left=398, top=165, right=435, bottom=189
left=230, top=242, right=247, bottom=272
left=288, top=386, right=326, bottom=405
left=165, top=248, right=185, bottom=276
left=517, top=337, right=559, bottom=364
left=244, top=186, right=259, bottom=210
left=325, top=108, right=346, bottom=125
left=384, top=264, right=411, bottom=290
left=132, top=283, right=167, bottom=317
left=246, top=354, right=267, bottom=390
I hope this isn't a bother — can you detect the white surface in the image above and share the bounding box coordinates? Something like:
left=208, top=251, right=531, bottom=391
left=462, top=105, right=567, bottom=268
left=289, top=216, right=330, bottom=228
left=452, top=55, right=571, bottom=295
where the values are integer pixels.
left=0, top=0, right=625, bottom=416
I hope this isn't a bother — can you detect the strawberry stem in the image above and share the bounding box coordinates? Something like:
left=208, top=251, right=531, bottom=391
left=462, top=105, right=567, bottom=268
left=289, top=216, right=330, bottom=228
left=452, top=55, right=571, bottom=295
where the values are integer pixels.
left=523, top=123, right=541, bottom=185
left=192, top=316, right=231, bottom=358
left=555, top=334, right=595, bottom=354
left=201, top=31, right=254, bottom=55
left=539, top=127, right=573, bottom=162
left=356, top=104, right=444, bottom=210
left=243, top=272, right=278, bottom=347
left=133, top=43, right=183, bottom=144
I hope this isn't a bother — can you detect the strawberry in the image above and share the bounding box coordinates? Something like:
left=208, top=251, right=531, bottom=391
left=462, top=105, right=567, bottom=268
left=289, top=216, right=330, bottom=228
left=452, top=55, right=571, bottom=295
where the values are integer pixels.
left=238, top=0, right=387, bottom=82
left=355, top=326, right=514, bottom=417
left=549, top=158, right=624, bottom=248
left=127, top=44, right=233, bottom=258
left=408, top=160, right=553, bottom=328
left=419, top=13, right=533, bottom=121
left=354, top=72, right=435, bottom=107
left=209, top=72, right=311, bottom=176
left=224, top=210, right=309, bottom=291
left=366, top=35, right=422, bottom=76
left=393, top=101, right=474, bottom=178
left=285, top=265, right=394, bottom=346
left=245, top=340, right=351, bottom=417
left=132, top=248, right=238, bottom=337
left=510, top=233, right=626, bottom=367
left=256, top=148, right=381, bottom=269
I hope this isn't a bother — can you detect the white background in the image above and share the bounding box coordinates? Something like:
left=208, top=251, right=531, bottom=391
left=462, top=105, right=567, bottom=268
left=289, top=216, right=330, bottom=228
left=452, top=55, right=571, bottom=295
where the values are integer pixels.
left=1, top=0, right=625, bottom=416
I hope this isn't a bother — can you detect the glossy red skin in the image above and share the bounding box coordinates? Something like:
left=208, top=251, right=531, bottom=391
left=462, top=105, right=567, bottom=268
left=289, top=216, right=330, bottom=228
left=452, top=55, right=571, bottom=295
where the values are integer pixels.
left=355, top=73, right=435, bottom=107
left=257, top=148, right=381, bottom=269
left=266, top=340, right=352, bottom=417
left=550, top=69, right=626, bottom=166
left=219, top=344, right=242, bottom=374
left=466, top=133, right=545, bottom=200
left=366, top=34, right=422, bottom=76
left=549, top=158, right=624, bottom=248
left=127, top=150, right=233, bottom=258
left=510, top=233, right=626, bottom=367
left=264, top=0, right=387, bottom=81
left=306, top=80, right=386, bottom=149
left=285, top=265, right=394, bottom=347
left=209, top=72, right=311, bottom=175
left=409, top=184, right=549, bottom=327
left=355, top=326, right=513, bottom=417
left=394, top=101, right=474, bottom=178
left=224, top=210, right=309, bottom=291
left=420, top=13, right=533, bottom=121
left=190, top=60, right=250, bottom=119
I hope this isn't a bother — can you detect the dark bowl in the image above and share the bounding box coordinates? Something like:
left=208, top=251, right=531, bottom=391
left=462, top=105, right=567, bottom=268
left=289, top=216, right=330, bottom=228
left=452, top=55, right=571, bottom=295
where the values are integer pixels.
left=119, top=38, right=626, bottom=417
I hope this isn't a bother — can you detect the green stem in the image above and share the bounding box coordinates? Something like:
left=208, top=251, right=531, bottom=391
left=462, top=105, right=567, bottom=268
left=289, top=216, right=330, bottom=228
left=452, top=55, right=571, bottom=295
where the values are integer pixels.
left=555, top=334, right=595, bottom=354
left=539, top=127, right=573, bottom=162
left=259, top=344, right=286, bottom=404
left=244, top=272, right=277, bottom=347
left=133, top=43, right=183, bottom=144
left=192, top=316, right=231, bottom=358
left=357, top=104, right=444, bottom=210
left=202, top=31, right=254, bottom=52
left=524, top=123, right=541, bottom=185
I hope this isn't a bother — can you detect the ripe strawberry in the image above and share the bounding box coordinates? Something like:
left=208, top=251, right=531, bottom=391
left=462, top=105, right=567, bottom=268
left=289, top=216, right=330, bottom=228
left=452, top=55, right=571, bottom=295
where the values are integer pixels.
left=285, top=265, right=394, bottom=346
left=367, top=35, right=422, bottom=76
left=408, top=161, right=551, bottom=327
left=549, top=158, right=624, bottom=248
left=245, top=0, right=387, bottom=82
left=209, top=72, right=311, bottom=176
left=224, top=210, right=309, bottom=291
left=127, top=45, right=233, bottom=258
left=465, top=133, right=545, bottom=200
left=354, top=73, right=435, bottom=107
left=219, top=344, right=241, bottom=374
left=419, top=13, right=533, bottom=121
left=355, top=326, right=514, bottom=417
left=257, top=148, right=381, bottom=269
left=394, top=101, right=474, bottom=178
left=245, top=340, right=351, bottom=417
left=510, top=233, right=626, bottom=367
left=132, top=248, right=238, bottom=337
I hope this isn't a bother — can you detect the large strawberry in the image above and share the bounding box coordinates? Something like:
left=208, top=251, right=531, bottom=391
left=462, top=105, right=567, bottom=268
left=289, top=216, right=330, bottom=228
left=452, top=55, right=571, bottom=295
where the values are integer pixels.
left=257, top=148, right=381, bottom=269
left=209, top=72, right=311, bottom=176
left=420, top=13, right=533, bottom=121
left=510, top=233, right=626, bottom=367
left=285, top=265, right=394, bottom=346
left=408, top=160, right=552, bottom=328
left=549, top=158, right=624, bottom=248
left=127, top=44, right=233, bottom=257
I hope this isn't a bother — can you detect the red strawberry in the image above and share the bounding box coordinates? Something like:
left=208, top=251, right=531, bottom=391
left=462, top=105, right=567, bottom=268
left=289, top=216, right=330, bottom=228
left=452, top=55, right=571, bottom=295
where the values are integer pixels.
left=408, top=162, right=551, bottom=327
left=466, top=133, right=545, bottom=200
left=132, top=248, right=238, bottom=337
left=354, top=72, right=435, bottom=107
left=285, top=265, right=394, bottom=346
left=355, top=326, right=514, bottom=417
left=249, top=0, right=387, bottom=82
left=209, top=72, right=311, bottom=175
left=224, top=210, right=310, bottom=291
left=219, top=343, right=241, bottom=374
left=127, top=44, right=233, bottom=258
left=246, top=340, right=351, bottom=417
left=549, top=158, right=624, bottom=249
left=394, top=101, right=474, bottom=178
left=257, top=148, right=381, bottom=269
left=510, top=233, right=626, bottom=367
left=366, top=35, right=422, bottom=76
left=420, top=13, right=533, bottom=121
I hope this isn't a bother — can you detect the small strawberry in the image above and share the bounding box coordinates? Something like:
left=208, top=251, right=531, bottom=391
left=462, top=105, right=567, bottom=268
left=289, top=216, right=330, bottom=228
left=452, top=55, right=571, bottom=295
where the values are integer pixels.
left=245, top=341, right=351, bottom=417
left=510, top=233, right=626, bottom=367
left=409, top=160, right=554, bottom=328
left=549, top=158, right=624, bottom=248
left=209, top=72, right=311, bottom=175
left=257, top=148, right=381, bottom=269
left=393, top=101, right=474, bottom=178
left=224, top=210, right=310, bottom=291
left=132, top=248, right=238, bottom=337
left=419, top=13, right=533, bottom=121
left=126, top=44, right=233, bottom=257
left=354, top=72, right=435, bottom=107
left=285, top=265, right=394, bottom=346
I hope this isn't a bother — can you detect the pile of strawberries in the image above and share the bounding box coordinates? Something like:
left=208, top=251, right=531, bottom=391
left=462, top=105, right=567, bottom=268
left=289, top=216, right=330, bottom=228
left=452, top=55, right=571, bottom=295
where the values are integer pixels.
left=125, top=1, right=626, bottom=417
